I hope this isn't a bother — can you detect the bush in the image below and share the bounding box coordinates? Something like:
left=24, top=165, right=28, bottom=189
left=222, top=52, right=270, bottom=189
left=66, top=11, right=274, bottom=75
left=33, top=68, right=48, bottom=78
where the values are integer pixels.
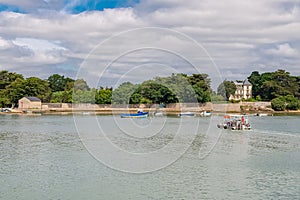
left=271, top=96, right=286, bottom=111
left=271, top=95, right=300, bottom=111
left=287, top=100, right=300, bottom=110
left=285, top=95, right=300, bottom=110
left=255, top=95, right=262, bottom=101
left=230, top=99, right=240, bottom=103
left=244, top=97, right=256, bottom=102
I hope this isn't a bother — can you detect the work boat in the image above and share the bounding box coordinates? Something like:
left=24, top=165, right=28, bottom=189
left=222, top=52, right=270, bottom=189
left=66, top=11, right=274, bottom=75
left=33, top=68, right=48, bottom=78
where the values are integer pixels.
left=217, top=114, right=251, bottom=130
left=120, top=110, right=149, bottom=118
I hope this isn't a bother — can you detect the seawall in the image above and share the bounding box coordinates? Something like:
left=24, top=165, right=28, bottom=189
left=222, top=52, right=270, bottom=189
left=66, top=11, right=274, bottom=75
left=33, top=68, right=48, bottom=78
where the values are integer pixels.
left=37, top=102, right=272, bottom=114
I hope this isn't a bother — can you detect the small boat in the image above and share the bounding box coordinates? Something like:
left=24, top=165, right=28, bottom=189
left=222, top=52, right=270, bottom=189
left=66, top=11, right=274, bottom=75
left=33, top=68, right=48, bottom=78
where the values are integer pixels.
left=178, top=112, right=195, bottom=117
left=153, top=111, right=164, bottom=117
left=200, top=111, right=212, bottom=117
left=120, top=110, right=149, bottom=118
left=256, top=113, right=268, bottom=117
left=217, top=114, right=251, bottom=130
left=82, top=112, right=91, bottom=115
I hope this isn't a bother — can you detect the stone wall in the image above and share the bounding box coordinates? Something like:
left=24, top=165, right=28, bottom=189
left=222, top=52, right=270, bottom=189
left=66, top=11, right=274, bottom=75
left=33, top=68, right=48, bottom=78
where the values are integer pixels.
left=41, top=102, right=272, bottom=113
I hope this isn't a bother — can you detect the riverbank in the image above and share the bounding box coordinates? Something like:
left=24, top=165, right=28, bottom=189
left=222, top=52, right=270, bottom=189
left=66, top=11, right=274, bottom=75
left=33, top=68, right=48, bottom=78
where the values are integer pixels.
left=2, top=102, right=300, bottom=116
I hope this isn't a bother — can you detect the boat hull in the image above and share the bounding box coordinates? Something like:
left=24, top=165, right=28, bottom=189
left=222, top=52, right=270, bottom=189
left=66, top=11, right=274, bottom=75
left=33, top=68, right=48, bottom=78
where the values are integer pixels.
left=120, top=112, right=149, bottom=118
left=200, top=111, right=212, bottom=117
left=178, top=112, right=195, bottom=117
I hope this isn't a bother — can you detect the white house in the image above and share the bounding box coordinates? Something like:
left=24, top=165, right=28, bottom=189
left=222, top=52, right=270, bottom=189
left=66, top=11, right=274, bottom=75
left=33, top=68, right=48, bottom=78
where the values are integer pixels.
left=229, top=79, right=252, bottom=101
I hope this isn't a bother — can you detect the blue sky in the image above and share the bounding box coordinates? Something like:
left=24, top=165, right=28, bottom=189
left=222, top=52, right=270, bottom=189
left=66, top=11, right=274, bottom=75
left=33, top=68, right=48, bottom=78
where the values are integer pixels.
left=0, top=0, right=140, bottom=13
left=0, top=3, right=24, bottom=13
left=66, top=0, right=140, bottom=13
left=0, top=0, right=300, bottom=89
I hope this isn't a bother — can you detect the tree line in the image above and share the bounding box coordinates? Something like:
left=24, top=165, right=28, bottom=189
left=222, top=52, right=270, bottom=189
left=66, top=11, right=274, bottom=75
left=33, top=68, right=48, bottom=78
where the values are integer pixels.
left=0, top=71, right=112, bottom=107
left=0, top=71, right=212, bottom=107
left=217, top=69, right=300, bottom=111
left=1, top=69, right=299, bottom=111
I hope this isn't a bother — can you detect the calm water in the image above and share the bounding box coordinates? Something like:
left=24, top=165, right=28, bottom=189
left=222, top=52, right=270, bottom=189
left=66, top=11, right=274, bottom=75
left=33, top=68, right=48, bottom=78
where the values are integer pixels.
left=0, top=114, right=300, bottom=199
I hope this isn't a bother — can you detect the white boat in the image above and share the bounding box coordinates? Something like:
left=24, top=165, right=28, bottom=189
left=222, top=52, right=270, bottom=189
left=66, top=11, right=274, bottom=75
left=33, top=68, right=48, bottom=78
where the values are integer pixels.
left=200, top=111, right=211, bottom=117
left=217, top=114, right=251, bottom=130
left=178, top=112, right=195, bottom=117
left=153, top=111, right=164, bottom=117
left=82, top=112, right=91, bottom=115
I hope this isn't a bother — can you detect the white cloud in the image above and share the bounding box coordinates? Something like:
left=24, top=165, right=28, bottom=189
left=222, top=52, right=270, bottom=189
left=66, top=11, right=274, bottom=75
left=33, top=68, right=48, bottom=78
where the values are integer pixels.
left=0, top=0, right=300, bottom=88
left=0, top=37, right=12, bottom=49
left=13, top=38, right=67, bottom=52
left=266, top=43, right=298, bottom=57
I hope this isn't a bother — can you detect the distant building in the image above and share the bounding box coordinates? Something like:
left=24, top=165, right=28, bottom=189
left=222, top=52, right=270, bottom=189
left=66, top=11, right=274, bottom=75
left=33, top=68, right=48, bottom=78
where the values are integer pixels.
left=18, top=97, right=42, bottom=110
left=229, top=80, right=252, bottom=101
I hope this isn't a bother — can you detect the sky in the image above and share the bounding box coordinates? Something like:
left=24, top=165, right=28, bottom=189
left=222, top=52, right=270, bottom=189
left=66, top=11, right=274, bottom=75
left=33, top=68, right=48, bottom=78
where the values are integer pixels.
left=0, top=0, right=300, bottom=90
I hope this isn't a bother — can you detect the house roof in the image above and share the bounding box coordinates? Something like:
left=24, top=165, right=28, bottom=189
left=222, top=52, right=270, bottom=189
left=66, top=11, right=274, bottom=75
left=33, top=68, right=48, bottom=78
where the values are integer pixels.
left=25, top=96, right=41, bottom=101
left=243, top=79, right=252, bottom=85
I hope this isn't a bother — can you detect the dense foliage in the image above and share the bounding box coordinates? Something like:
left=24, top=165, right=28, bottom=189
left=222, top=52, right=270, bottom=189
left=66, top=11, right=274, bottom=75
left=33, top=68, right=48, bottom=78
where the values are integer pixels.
left=247, top=69, right=300, bottom=111
left=111, top=73, right=212, bottom=104
left=248, top=69, right=299, bottom=101
left=271, top=95, right=300, bottom=111
left=217, top=80, right=236, bottom=100
left=1, top=69, right=300, bottom=111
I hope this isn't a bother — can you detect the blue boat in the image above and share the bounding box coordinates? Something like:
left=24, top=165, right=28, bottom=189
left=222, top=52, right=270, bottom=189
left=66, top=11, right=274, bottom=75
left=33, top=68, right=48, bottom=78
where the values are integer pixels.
left=120, top=111, right=149, bottom=118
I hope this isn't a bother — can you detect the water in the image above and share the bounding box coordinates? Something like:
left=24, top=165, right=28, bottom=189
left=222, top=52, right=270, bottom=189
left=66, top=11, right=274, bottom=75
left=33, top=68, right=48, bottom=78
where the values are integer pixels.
left=0, top=114, right=300, bottom=199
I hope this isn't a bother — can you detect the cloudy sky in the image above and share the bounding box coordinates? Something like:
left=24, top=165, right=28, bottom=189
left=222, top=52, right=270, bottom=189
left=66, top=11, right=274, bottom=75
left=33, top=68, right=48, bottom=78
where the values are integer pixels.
left=0, top=0, right=300, bottom=89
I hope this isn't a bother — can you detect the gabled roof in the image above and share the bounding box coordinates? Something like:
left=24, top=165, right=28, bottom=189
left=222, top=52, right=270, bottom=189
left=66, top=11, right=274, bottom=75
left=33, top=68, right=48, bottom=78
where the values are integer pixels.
left=25, top=96, right=41, bottom=102
left=243, top=79, right=252, bottom=85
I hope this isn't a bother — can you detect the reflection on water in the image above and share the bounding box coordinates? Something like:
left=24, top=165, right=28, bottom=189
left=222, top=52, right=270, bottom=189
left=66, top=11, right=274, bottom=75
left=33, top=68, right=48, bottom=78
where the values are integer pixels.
left=0, top=115, right=299, bottom=199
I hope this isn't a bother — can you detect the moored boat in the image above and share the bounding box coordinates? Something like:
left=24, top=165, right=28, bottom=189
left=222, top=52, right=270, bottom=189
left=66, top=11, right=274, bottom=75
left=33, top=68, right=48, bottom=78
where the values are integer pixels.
left=153, top=111, right=164, bottom=117
left=178, top=112, right=195, bottom=117
left=120, top=110, right=149, bottom=118
left=256, top=113, right=269, bottom=117
left=200, top=111, right=212, bottom=117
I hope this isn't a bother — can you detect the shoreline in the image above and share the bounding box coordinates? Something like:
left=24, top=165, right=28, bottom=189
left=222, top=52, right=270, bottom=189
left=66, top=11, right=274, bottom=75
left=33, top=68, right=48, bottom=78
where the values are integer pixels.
left=1, top=107, right=300, bottom=116
left=2, top=101, right=300, bottom=116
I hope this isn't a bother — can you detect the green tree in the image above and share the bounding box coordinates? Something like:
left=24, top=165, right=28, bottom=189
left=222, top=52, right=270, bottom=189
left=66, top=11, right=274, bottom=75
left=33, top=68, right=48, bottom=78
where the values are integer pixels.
left=47, top=74, right=74, bottom=92
left=0, top=90, right=10, bottom=107
left=285, top=95, right=300, bottom=110
left=154, top=74, right=198, bottom=103
left=271, top=95, right=300, bottom=111
left=248, top=71, right=261, bottom=98
left=130, top=81, right=177, bottom=104
left=0, top=70, right=24, bottom=89
left=73, top=89, right=96, bottom=103
left=95, top=87, right=112, bottom=104
left=24, top=77, right=52, bottom=102
left=74, top=79, right=90, bottom=91
left=112, top=82, right=138, bottom=104
left=64, top=79, right=75, bottom=91
left=271, top=96, right=286, bottom=111
left=187, top=74, right=211, bottom=91
left=295, top=76, right=300, bottom=98
left=187, top=74, right=212, bottom=103
left=217, top=80, right=236, bottom=100
left=5, top=78, right=26, bottom=104
left=51, top=90, right=73, bottom=103
left=130, top=93, right=142, bottom=104
left=252, top=69, right=299, bottom=101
